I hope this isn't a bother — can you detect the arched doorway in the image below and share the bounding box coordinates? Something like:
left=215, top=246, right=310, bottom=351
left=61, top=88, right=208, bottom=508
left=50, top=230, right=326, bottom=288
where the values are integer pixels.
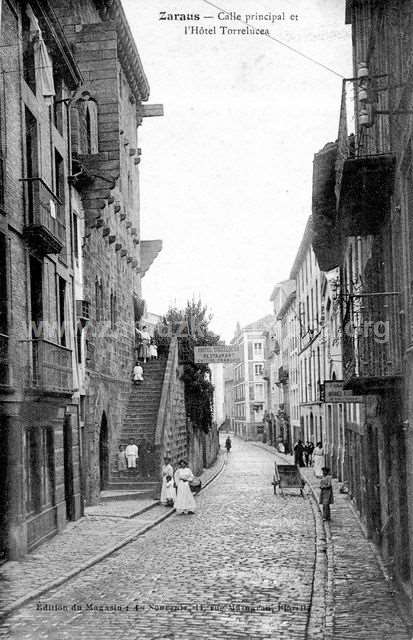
left=99, top=412, right=108, bottom=491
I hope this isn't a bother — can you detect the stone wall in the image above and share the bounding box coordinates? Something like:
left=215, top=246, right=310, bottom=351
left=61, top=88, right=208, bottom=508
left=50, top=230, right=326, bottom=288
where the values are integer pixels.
left=154, top=339, right=220, bottom=482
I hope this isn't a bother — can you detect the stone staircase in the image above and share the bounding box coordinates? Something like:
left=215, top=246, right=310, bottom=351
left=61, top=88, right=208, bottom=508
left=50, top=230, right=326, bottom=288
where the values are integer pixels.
left=106, top=357, right=168, bottom=498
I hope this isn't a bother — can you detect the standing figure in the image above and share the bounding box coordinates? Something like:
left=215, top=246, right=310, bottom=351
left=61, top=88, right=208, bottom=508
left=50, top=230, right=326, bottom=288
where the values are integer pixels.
left=313, top=441, right=325, bottom=478
left=293, top=440, right=305, bottom=467
left=225, top=436, right=232, bottom=453
left=125, top=438, right=139, bottom=470
left=164, top=475, right=176, bottom=507
left=140, top=326, right=151, bottom=363
left=319, top=467, right=334, bottom=521
left=140, top=439, right=153, bottom=478
left=308, top=441, right=315, bottom=466
left=133, top=361, right=144, bottom=385
left=117, top=445, right=127, bottom=473
left=174, top=460, right=197, bottom=514
left=160, top=456, right=174, bottom=505
left=149, top=339, right=158, bottom=360
left=304, top=442, right=311, bottom=467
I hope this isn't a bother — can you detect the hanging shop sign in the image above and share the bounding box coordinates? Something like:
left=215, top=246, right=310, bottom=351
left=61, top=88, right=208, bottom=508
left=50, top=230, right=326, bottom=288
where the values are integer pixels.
left=323, top=380, right=363, bottom=404
left=194, top=345, right=240, bottom=364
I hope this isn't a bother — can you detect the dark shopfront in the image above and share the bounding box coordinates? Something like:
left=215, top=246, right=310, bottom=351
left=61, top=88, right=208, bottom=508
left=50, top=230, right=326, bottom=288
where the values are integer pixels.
left=345, top=394, right=410, bottom=586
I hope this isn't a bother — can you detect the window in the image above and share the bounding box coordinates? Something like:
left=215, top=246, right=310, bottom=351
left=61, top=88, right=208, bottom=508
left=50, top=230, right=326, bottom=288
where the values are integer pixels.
left=54, top=150, right=65, bottom=204
left=30, top=256, right=43, bottom=337
left=254, top=363, right=263, bottom=376
left=25, top=108, right=38, bottom=220
left=85, top=101, right=98, bottom=154
left=76, top=327, right=82, bottom=364
left=22, top=8, right=36, bottom=93
left=41, top=428, right=54, bottom=508
left=58, top=276, right=66, bottom=347
left=254, top=342, right=262, bottom=351
left=73, top=212, right=79, bottom=260
left=255, top=383, right=264, bottom=401
left=53, top=75, right=63, bottom=134
left=26, top=428, right=39, bottom=514
left=25, top=427, right=54, bottom=515
left=95, top=277, right=103, bottom=322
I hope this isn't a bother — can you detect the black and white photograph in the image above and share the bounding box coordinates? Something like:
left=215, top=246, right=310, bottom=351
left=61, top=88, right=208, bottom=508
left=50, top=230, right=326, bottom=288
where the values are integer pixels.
left=0, top=0, right=413, bottom=638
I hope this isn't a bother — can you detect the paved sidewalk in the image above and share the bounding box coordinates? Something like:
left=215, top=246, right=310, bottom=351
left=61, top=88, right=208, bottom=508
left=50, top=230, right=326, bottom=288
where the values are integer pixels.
left=251, top=440, right=412, bottom=639
left=0, top=451, right=225, bottom=620
left=301, top=467, right=412, bottom=640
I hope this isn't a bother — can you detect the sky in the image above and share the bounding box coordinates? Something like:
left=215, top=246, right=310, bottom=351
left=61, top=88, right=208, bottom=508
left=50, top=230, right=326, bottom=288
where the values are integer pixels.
left=123, top=0, right=353, bottom=341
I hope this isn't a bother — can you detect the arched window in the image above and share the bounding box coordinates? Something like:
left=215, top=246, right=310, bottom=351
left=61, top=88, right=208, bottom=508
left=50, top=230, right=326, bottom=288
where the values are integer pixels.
left=86, top=101, right=98, bottom=154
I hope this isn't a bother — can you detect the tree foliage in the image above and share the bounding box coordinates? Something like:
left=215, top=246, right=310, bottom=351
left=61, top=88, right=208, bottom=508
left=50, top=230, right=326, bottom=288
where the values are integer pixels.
left=164, top=299, right=220, bottom=433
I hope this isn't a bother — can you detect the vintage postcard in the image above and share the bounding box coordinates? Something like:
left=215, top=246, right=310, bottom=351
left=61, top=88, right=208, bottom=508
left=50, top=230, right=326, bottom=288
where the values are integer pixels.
left=0, top=0, right=412, bottom=638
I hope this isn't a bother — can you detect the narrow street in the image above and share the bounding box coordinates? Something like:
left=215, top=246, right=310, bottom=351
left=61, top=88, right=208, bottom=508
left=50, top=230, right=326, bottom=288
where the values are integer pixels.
left=2, top=440, right=318, bottom=640
left=1, top=437, right=411, bottom=640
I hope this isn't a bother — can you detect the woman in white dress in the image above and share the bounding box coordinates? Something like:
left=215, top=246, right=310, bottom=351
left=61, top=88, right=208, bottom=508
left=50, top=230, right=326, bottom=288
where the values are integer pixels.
left=313, top=441, right=325, bottom=478
left=174, top=460, right=196, bottom=514
left=160, top=456, right=174, bottom=505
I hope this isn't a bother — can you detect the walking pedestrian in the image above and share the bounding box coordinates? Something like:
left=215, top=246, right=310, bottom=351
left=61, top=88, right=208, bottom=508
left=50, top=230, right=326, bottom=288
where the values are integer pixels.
left=125, top=438, right=139, bottom=471
left=313, top=441, right=325, bottom=478
left=293, top=440, right=305, bottom=467
left=304, top=441, right=312, bottom=467
left=319, top=467, right=334, bottom=521
left=174, top=460, right=196, bottom=514
left=160, top=456, right=174, bottom=505
left=133, top=361, right=144, bottom=385
left=225, top=436, right=232, bottom=453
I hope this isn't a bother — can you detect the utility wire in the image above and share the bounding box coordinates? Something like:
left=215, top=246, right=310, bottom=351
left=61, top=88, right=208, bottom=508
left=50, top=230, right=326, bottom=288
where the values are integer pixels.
left=200, top=0, right=345, bottom=79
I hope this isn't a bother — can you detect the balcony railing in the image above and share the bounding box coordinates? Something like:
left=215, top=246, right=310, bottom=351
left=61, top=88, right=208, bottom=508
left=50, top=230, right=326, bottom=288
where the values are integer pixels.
left=22, top=178, right=65, bottom=254
left=0, top=333, right=9, bottom=386
left=29, top=338, right=73, bottom=394
left=342, top=293, right=402, bottom=393
left=335, top=80, right=395, bottom=237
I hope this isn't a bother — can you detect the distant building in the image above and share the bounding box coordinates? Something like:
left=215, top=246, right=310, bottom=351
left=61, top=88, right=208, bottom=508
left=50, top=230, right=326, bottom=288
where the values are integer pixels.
left=266, top=281, right=296, bottom=451
left=229, top=316, right=275, bottom=440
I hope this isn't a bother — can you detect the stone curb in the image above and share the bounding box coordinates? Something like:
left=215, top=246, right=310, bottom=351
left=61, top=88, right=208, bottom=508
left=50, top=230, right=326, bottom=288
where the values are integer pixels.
left=0, top=456, right=227, bottom=623
left=85, top=500, right=160, bottom=520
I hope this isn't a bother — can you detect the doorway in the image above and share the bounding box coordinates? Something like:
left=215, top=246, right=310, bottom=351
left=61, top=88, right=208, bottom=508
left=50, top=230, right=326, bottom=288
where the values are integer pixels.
left=63, top=414, right=74, bottom=520
left=0, top=416, right=8, bottom=563
left=99, top=412, right=108, bottom=491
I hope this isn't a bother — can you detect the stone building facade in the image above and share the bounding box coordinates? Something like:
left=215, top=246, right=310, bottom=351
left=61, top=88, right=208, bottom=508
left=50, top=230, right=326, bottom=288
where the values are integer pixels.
left=0, top=0, right=83, bottom=559
left=311, top=0, right=413, bottom=610
left=51, top=0, right=162, bottom=505
left=0, top=0, right=162, bottom=560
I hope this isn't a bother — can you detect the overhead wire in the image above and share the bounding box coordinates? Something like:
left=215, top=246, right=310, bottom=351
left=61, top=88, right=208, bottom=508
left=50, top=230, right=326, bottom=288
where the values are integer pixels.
left=199, top=0, right=345, bottom=79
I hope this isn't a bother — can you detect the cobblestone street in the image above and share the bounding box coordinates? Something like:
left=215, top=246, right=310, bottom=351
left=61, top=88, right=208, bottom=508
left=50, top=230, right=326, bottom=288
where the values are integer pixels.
left=1, top=438, right=411, bottom=640
left=1, top=440, right=317, bottom=640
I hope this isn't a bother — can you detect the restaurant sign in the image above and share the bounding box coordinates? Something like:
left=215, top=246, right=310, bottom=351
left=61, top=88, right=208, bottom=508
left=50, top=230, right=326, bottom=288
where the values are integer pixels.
left=194, top=345, right=240, bottom=364
left=323, top=380, right=363, bottom=404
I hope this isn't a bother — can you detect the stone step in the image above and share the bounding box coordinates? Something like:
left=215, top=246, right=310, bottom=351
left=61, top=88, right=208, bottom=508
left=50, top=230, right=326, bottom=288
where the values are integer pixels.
left=106, top=480, right=158, bottom=490
left=99, top=489, right=155, bottom=501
